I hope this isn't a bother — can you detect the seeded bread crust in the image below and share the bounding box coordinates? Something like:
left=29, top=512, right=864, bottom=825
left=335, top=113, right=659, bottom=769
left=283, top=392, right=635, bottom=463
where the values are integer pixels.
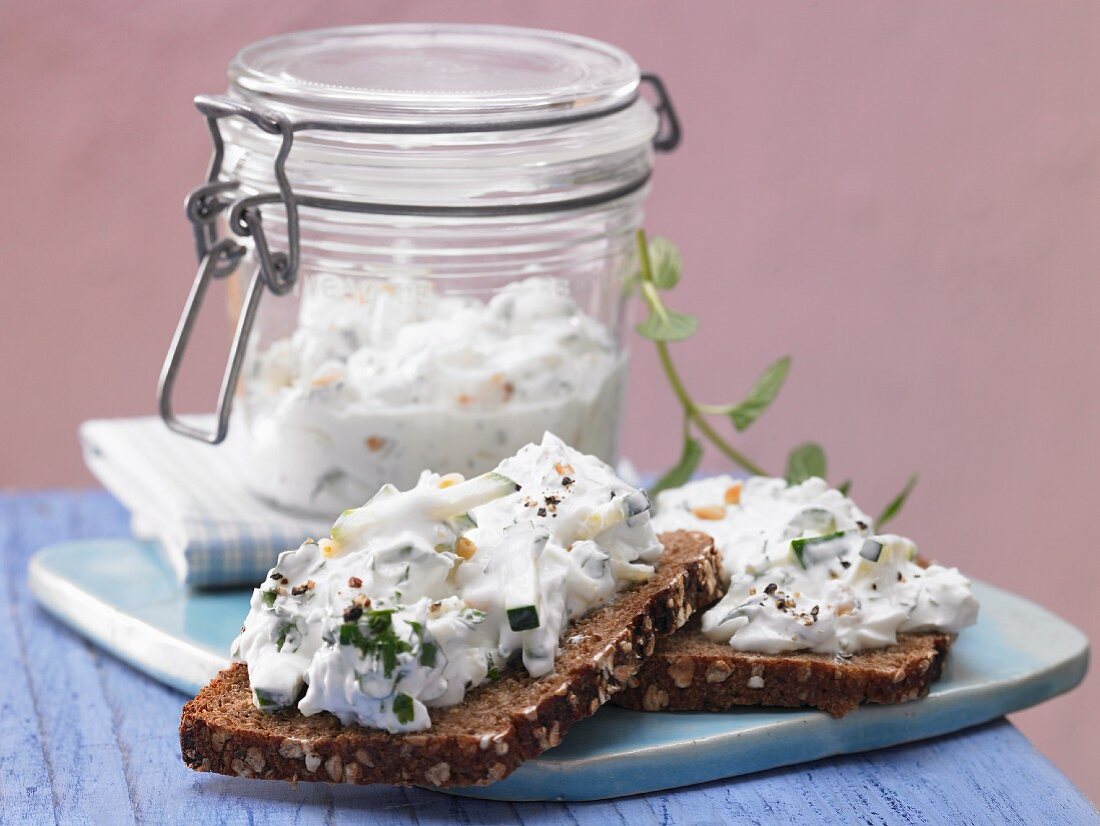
left=612, top=619, right=953, bottom=718
left=180, top=530, right=720, bottom=787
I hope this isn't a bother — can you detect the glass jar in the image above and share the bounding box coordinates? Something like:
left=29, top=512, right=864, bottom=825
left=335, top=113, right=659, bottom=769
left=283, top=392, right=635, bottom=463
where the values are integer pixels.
left=160, top=24, right=679, bottom=517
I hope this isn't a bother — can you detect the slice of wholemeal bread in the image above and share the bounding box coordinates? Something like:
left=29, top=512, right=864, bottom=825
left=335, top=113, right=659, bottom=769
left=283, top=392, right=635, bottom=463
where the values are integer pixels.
left=612, top=615, right=952, bottom=718
left=180, top=530, right=720, bottom=787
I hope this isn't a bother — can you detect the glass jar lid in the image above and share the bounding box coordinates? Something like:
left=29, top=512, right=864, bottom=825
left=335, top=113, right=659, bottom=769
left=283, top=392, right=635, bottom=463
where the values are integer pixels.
left=230, top=24, right=641, bottom=127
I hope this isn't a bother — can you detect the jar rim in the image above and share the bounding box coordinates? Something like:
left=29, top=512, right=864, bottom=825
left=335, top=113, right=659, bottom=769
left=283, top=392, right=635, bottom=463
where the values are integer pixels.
left=230, top=23, right=641, bottom=127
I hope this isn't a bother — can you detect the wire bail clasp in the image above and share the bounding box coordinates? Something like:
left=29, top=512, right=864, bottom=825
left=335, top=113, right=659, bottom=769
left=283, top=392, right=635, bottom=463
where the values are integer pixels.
left=641, top=73, right=681, bottom=153
left=157, top=95, right=301, bottom=444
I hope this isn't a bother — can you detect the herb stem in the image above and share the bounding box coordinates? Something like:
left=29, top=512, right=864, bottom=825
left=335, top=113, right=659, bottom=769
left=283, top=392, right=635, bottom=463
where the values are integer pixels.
left=695, top=402, right=737, bottom=416
left=636, top=229, right=769, bottom=478
left=655, top=339, right=769, bottom=476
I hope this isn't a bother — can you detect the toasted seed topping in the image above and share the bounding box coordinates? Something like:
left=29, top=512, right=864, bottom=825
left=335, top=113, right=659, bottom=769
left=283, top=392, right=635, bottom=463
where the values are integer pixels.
left=455, top=536, right=478, bottom=560
left=724, top=484, right=742, bottom=505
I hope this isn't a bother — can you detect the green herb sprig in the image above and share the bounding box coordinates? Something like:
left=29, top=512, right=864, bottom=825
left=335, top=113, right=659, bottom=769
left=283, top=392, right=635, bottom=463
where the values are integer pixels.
left=339, top=609, right=412, bottom=677
left=633, top=230, right=916, bottom=528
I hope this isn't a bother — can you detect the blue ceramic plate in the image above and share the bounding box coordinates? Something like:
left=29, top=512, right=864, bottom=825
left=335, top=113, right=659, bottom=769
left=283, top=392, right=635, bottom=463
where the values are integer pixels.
left=28, top=538, right=1088, bottom=802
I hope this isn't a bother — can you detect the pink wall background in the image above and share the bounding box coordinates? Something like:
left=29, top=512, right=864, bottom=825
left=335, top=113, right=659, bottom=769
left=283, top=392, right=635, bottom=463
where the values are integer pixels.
left=3, top=0, right=1098, bottom=800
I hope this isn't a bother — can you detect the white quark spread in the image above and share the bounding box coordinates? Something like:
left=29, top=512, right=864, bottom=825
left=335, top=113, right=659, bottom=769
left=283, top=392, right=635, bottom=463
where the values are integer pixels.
left=232, top=433, right=660, bottom=732
left=653, top=476, right=978, bottom=655
left=244, top=276, right=625, bottom=515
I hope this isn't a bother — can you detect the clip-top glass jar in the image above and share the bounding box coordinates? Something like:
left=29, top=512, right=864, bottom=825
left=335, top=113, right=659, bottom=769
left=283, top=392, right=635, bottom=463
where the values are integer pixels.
left=159, top=24, right=679, bottom=517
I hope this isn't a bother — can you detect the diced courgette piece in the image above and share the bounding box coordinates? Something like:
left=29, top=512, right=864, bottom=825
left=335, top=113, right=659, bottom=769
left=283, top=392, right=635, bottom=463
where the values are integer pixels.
left=791, top=530, right=847, bottom=569
left=623, top=490, right=652, bottom=526
left=427, top=472, right=519, bottom=520
left=501, top=526, right=549, bottom=632
left=859, top=539, right=885, bottom=562
left=507, top=605, right=540, bottom=632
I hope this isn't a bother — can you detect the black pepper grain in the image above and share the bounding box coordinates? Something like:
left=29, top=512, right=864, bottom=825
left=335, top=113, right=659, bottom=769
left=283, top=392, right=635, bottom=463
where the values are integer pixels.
left=343, top=605, right=363, bottom=622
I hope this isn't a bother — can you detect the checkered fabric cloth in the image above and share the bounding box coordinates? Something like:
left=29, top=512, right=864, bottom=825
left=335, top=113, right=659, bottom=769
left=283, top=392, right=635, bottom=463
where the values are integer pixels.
left=79, top=416, right=331, bottom=588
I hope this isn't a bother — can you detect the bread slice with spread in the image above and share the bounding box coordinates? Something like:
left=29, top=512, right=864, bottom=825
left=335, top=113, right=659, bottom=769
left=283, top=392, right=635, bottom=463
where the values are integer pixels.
left=180, top=434, right=722, bottom=786
left=614, top=476, right=977, bottom=718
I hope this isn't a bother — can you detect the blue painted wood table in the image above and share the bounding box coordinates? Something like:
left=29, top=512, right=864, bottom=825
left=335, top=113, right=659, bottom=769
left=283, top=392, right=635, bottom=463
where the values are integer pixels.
left=3, top=490, right=1096, bottom=825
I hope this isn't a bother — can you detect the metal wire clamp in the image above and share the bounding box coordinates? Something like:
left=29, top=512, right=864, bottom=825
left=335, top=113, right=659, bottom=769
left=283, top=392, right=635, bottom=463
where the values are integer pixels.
left=158, top=73, right=681, bottom=444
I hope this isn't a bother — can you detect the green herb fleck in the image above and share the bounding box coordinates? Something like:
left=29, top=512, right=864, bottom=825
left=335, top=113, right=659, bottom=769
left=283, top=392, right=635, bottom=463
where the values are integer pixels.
left=262, top=590, right=277, bottom=609
left=275, top=621, right=295, bottom=652
left=406, top=620, right=438, bottom=668
left=392, top=692, right=415, bottom=725
left=338, top=609, right=412, bottom=677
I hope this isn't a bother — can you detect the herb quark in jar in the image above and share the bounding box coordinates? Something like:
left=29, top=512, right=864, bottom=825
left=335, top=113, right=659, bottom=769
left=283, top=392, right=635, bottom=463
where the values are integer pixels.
left=159, top=24, right=680, bottom=517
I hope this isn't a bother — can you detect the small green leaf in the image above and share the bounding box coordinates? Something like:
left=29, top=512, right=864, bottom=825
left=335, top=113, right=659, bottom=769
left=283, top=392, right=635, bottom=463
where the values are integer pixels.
left=837, top=479, right=852, bottom=496
left=392, top=692, right=415, bottom=725
left=728, top=356, right=792, bottom=432
left=275, top=621, right=294, bottom=652
left=875, top=474, right=919, bottom=529
left=786, top=443, right=827, bottom=485
left=647, top=237, right=682, bottom=290
left=420, top=641, right=438, bottom=668
left=649, top=435, right=703, bottom=497
left=262, top=590, right=277, bottom=609
left=636, top=309, right=699, bottom=342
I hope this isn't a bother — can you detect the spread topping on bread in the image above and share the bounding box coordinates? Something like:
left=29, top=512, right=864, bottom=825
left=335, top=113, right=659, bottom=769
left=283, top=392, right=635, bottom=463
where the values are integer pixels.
left=653, top=476, right=978, bottom=655
left=231, top=432, right=661, bottom=732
